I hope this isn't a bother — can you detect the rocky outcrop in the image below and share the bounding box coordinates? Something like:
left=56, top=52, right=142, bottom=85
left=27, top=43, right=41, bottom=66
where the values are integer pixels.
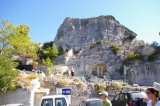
left=55, top=15, right=137, bottom=50
left=54, top=15, right=145, bottom=79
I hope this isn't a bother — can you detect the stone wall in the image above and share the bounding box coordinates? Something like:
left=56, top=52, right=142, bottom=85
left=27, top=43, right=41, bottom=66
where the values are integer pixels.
left=126, top=62, right=160, bottom=86
left=0, top=89, right=30, bottom=106
left=34, top=93, right=46, bottom=106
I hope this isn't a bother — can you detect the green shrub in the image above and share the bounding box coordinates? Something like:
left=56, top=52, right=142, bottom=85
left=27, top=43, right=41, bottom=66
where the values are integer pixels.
left=58, top=46, right=64, bottom=55
left=123, top=52, right=143, bottom=65
left=122, top=83, right=129, bottom=86
left=44, top=57, right=53, bottom=66
left=106, top=41, right=110, bottom=45
left=48, top=66, right=55, bottom=77
left=148, top=45, right=160, bottom=62
left=15, top=82, right=22, bottom=88
left=8, top=81, right=22, bottom=90
left=33, top=61, right=38, bottom=66
left=110, top=44, right=121, bottom=51
left=0, top=55, right=18, bottom=91
left=38, top=43, right=59, bottom=60
left=110, top=44, right=121, bottom=54
left=8, top=82, right=16, bottom=90
left=97, top=40, right=103, bottom=45
left=106, top=82, right=119, bottom=90
left=90, top=40, right=104, bottom=49
left=111, top=82, right=119, bottom=89
left=116, top=54, right=122, bottom=58
left=90, top=42, right=96, bottom=48
left=127, top=52, right=139, bottom=59
left=148, top=54, right=157, bottom=62
left=94, top=83, right=106, bottom=93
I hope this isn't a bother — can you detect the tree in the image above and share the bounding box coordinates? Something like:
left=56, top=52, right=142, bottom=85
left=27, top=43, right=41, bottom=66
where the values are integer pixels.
left=0, top=20, right=13, bottom=55
left=58, top=46, right=64, bottom=55
left=42, top=57, right=55, bottom=76
left=42, top=41, right=54, bottom=50
left=38, top=41, right=59, bottom=60
left=0, top=19, right=39, bottom=59
left=0, top=55, right=18, bottom=91
left=43, top=44, right=59, bottom=60
left=150, top=41, right=159, bottom=47
left=148, top=42, right=160, bottom=62
left=44, top=57, right=52, bottom=67
left=8, top=24, right=39, bottom=59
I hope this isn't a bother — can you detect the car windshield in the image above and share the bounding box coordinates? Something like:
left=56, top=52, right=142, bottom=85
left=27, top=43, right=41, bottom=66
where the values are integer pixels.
left=87, top=100, right=102, bottom=106
left=131, top=92, right=147, bottom=100
left=41, top=98, right=53, bottom=106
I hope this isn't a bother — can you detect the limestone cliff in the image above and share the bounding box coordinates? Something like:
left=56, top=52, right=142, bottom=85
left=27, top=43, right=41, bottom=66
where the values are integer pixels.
left=54, top=15, right=145, bottom=80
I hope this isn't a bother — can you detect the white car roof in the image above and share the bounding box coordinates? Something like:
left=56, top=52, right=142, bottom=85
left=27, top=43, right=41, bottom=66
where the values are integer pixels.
left=41, top=95, right=66, bottom=99
left=82, top=98, right=102, bottom=102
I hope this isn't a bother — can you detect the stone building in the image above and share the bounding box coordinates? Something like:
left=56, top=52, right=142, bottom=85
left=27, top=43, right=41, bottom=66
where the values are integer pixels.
left=126, top=62, right=160, bottom=86
left=92, top=63, right=108, bottom=77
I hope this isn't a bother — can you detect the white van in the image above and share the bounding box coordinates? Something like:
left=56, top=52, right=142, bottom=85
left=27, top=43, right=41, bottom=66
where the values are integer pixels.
left=39, top=95, right=69, bottom=106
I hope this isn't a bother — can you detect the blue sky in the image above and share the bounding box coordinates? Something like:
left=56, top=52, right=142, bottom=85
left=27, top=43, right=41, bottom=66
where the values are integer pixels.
left=0, top=0, right=160, bottom=44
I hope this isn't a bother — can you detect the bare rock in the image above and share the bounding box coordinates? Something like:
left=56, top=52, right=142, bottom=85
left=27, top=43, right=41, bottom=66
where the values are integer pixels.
left=53, top=15, right=145, bottom=79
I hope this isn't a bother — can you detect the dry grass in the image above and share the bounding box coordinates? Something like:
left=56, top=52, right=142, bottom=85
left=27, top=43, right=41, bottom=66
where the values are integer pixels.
left=14, top=73, right=37, bottom=88
left=26, top=74, right=37, bottom=80
left=73, top=77, right=81, bottom=82
left=77, top=82, right=85, bottom=88
left=15, top=76, right=24, bottom=82
left=24, top=80, right=31, bottom=87
left=58, top=78, right=70, bottom=88
left=88, top=83, right=95, bottom=89
left=95, top=82, right=106, bottom=93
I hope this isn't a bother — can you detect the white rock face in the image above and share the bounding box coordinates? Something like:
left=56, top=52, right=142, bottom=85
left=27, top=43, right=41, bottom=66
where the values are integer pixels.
left=142, top=46, right=155, bottom=55
left=53, top=15, right=145, bottom=79
left=11, top=55, right=33, bottom=65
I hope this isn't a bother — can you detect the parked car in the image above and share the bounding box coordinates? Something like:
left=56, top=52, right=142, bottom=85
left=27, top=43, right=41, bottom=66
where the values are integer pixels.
left=15, top=61, right=34, bottom=71
left=112, top=91, right=147, bottom=106
left=79, top=98, right=102, bottom=106
left=16, top=64, right=34, bottom=71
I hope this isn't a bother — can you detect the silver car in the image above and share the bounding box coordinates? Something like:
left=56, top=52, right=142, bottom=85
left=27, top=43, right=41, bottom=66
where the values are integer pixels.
left=79, top=98, right=102, bottom=106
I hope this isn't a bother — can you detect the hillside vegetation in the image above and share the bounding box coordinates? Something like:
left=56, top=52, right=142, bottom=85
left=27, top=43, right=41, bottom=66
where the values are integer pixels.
left=0, top=20, right=60, bottom=91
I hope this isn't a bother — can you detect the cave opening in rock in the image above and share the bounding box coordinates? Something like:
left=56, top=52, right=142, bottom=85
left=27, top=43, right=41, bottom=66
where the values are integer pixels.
left=91, top=63, right=108, bottom=78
